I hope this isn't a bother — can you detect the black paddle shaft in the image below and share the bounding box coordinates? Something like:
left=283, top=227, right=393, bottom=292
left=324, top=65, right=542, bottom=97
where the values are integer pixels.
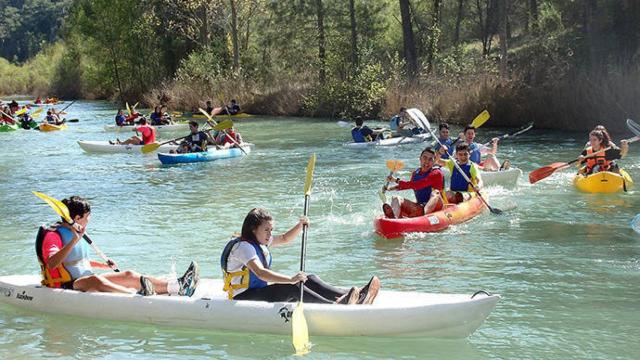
left=298, top=194, right=310, bottom=300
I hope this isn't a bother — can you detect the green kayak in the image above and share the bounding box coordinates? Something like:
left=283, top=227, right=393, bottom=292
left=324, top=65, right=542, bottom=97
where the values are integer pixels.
left=0, top=123, right=19, bottom=132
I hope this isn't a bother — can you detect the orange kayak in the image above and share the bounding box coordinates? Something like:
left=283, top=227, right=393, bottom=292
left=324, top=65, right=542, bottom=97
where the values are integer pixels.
left=374, top=193, right=486, bottom=239
left=38, top=123, right=68, bottom=132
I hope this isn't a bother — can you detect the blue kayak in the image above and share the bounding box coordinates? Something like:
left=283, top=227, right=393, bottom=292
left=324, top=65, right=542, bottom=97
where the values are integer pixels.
left=157, top=146, right=251, bottom=165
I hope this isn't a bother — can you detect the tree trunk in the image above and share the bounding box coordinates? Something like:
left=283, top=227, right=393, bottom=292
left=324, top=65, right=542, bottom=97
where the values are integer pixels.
left=108, top=46, right=124, bottom=104
left=529, top=0, right=538, bottom=33
left=426, top=0, right=442, bottom=73
left=399, top=0, right=418, bottom=80
left=316, top=0, right=326, bottom=84
left=349, top=0, right=359, bottom=71
left=230, top=0, right=240, bottom=69
left=498, top=0, right=508, bottom=77
left=454, top=0, right=465, bottom=45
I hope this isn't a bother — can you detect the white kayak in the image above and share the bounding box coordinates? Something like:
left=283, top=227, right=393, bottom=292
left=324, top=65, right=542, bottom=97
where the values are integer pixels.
left=103, top=123, right=189, bottom=134
left=78, top=140, right=178, bottom=154
left=0, top=275, right=499, bottom=338
left=343, top=133, right=431, bottom=149
left=442, top=167, right=522, bottom=188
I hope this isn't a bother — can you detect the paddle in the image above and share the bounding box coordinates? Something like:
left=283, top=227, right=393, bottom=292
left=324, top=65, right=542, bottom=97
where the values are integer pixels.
left=33, top=191, right=120, bottom=272
left=141, top=119, right=233, bottom=153
left=480, top=122, right=534, bottom=148
left=407, top=108, right=503, bottom=215
left=528, top=134, right=640, bottom=184
left=379, top=160, right=405, bottom=203
left=292, top=153, right=316, bottom=356
left=471, top=110, right=490, bottom=128
left=627, top=119, right=640, bottom=137
left=198, top=108, right=249, bottom=155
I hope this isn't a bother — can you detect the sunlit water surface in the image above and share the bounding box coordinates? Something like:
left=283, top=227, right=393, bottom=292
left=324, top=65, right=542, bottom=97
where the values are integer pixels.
left=1, top=101, right=639, bottom=359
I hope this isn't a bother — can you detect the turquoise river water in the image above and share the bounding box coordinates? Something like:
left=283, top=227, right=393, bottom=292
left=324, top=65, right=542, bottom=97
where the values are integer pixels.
left=1, top=101, right=639, bottom=359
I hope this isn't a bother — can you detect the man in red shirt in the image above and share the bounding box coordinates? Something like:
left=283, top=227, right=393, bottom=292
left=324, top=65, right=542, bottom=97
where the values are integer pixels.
left=383, top=147, right=445, bottom=218
left=118, top=117, right=156, bottom=145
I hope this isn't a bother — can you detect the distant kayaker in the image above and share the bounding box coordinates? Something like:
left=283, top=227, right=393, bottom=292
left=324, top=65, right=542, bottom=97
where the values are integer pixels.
left=436, top=143, right=483, bottom=203
left=216, top=126, right=243, bottom=148
left=117, top=117, right=156, bottom=145
left=389, top=107, right=411, bottom=136
left=45, top=110, right=64, bottom=125
left=221, top=208, right=380, bottom=304
left=211, top=99, right=241, bottom=116
left=36, top=195, right=199, bottom=296
left=383, top=147, right=445, bottom=219
left=459, top=125, right=501, bottom=171
left=175, top=121, right=216, bottom=153
left=150, top=105, right=173, bottom=125
left=34, top=96, right=42, bottom=104
left=114, top=109, right=132, bottom=126
left=351, top=117, right=378, bottom=143
left=205, top=100, right=214, bottom=115
left=432, top=123, right=455, bottom=159
left=578, top=129, right=628, bottom=175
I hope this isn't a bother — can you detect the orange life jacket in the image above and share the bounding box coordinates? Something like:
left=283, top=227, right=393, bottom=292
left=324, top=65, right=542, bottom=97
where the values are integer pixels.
left=584, top=147, right=612, bottom=172
left=35, top=224, right=73, bottom=288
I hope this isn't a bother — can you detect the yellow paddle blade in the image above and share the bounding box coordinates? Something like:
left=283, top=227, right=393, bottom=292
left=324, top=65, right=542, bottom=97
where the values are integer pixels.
left=141, top=143, right=161, bottom=154
left=198, top=107, right=213, bottom=120
left=471, top=110, right=490, bottom=128
left=292, top=302, right=310, bottom=355
left=132, top=102, right=139, bottom=110
left=304, top=154, right=317, bottom=196
left=15, top=108, right=27, bottom=115
left=126, top=102, right=132, bottom=116
left=385, top=159, right=404, bottom=172
left=33, top=191, right=71, bottom=223
left=32, top=108, right=43, bottom=118
left=213, top=119, right=233, bottom=131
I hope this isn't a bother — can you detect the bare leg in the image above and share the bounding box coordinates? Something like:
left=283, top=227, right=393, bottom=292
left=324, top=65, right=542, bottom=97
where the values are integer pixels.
left=483, top=154, right=500, bottom=171
left=102, top=271, right=169, bottom=294
left=423, top=191, right=444, bottom=214
left=392, top=196, right=424, bottom=218
left=120, top=136, right=142, bottom=145
left=73, top=274, right=136, bottom=294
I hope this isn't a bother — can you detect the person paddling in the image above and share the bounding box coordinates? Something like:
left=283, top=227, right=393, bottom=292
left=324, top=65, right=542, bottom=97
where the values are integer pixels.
left=351, top=117, right=378, bottom=143
left=383, top=147, right=445, bottom=219
left=436, top=144, right=483, bottom=203
left=174, top=121, right=216, bottom=153
left=432, top=123, right=455, bottom=159
left=116, top=118, right=156, bottom=145
left=578, top=129, right=629, bottom=175
left=37, top=196, right=199, bottom=296
left=221, top=208, right=380, bottom=305
left=459, top=125, right=501, bottom=171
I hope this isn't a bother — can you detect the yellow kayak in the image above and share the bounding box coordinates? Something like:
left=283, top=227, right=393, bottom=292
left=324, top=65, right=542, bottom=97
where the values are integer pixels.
left=573, top=169, right=634, bottom=193
left=38, top=123, right=68, bottom=132
left=191, top=112, right=253, bottom=119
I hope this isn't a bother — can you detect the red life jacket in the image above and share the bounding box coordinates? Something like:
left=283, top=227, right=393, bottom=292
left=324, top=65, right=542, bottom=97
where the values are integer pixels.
left=585, top=147, right=611, bottom=172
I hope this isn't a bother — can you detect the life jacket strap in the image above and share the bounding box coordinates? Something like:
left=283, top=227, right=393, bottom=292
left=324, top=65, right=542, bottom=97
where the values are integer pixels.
left=222, top=268, right=250, bottom=300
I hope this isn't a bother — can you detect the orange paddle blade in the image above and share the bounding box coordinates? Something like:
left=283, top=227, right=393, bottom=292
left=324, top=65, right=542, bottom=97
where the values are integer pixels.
left=385, top=160, right=404, bottom=172
left=528, top=162, right=570, bottom=184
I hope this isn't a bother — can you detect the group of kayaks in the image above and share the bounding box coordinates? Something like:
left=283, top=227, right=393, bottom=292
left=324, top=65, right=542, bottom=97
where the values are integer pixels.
left=79, top=112, right=254, bottom=165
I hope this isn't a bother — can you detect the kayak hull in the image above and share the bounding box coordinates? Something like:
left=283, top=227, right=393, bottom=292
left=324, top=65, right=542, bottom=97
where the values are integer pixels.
left=374, top=193, right=486, bottom=239
left=0, top=123, right=19, bottom=132
left=0, top=275, right=499, bottom=338
left=573, top=169, right=634, bottom=193
left=186, top=112, right=253, bottom=119
left=157, top=145, right=251, bottom=164
left=344, top=133, right=431, bottom=149
left=38, top=123, right=68, bottom=132
left=103, top=123, right=189, bottom=133
left=442, top=167, right=522, bottom=188
left=78, top=140, right=178, bottom=154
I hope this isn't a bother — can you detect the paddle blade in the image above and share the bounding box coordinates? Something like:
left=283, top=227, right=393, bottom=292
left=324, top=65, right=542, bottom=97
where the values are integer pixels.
left=141, top=142, right=161, bottom=154
left=213, top=119, right=233, bottom=131
left=32, top=108, right=43, bottom=118
left=198, top=107, right=214, bottom=121
left=385, top=159, right=405, bottom=172
left=627, top=119, right=640, bottom=137
left=406, top=108, right=431, bottom=131
left=33, top=191, right=71, bottom=223
left=471, top=110, right=490, bottom=128
left=304, top=154, right=317, bottom=196
left=528, top=162, right=569, bottom=184
left=126, top=102, right=132, bottom=116
left=15, top=108, right=27, bottom=115
left=292, top=302, right=311, bottom=355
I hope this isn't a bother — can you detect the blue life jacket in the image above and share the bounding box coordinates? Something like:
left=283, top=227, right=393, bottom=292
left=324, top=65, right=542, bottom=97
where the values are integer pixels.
left=434, top=138, right=455, bottom=159
left=450, top=162, right=473, bottom=192
left=412, top=168, right=434, bottom=204
left=469, top=142, right=482, bottom=164
left=220, top=238, right=272, bottom=299
left=115, top=114, right=127, bottom=126
left=351, top=127, right=367, bottom=143
left=389, top=115, right=401, bottom=131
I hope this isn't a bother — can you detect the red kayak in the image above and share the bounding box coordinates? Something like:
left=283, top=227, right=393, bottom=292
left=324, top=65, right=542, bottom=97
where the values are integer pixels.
left=374, top=193, right=486, bottom=239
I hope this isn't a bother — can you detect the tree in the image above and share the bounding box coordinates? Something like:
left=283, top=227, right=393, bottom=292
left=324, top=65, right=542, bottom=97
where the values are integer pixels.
left=399, top=0, right=418, bottom=80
